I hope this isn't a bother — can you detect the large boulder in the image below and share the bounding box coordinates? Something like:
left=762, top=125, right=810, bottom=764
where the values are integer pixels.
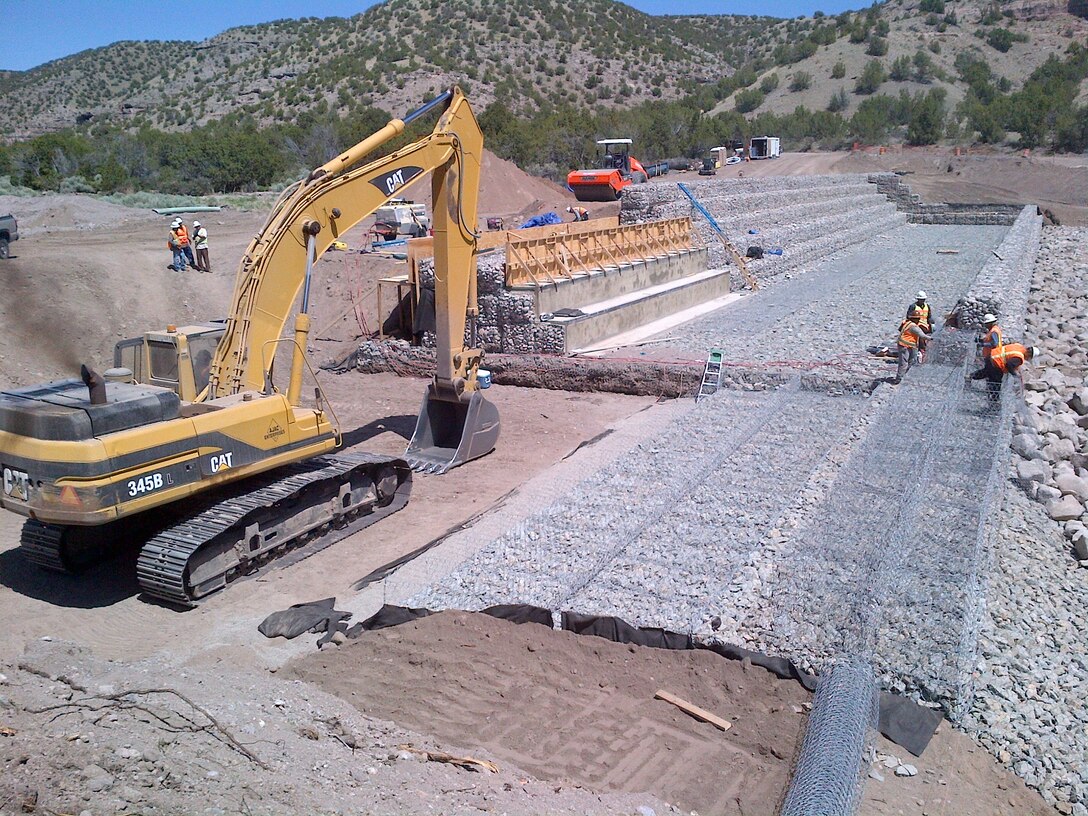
left=1043, top=438, right=1077, bottom=463
left=1055, top=472, right=1088, bottom=503
left=1047, top=495, right=1085, bottom=522
left=1016, top=459, right=1050, bottom=484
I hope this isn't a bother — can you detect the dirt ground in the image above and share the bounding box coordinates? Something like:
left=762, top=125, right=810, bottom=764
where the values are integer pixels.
left=0, top=152, right=1067, bottom=814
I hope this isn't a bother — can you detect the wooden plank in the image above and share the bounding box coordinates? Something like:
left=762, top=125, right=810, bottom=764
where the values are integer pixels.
left=654, top=689, right=732, bottom=732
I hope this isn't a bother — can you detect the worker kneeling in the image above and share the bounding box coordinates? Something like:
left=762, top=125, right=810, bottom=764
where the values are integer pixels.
left=971, top=342, right=1036, bottom=400
left=893, top=308, right=932, bottom=384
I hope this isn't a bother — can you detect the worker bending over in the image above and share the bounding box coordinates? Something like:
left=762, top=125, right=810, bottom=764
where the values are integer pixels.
left=972, top=342, right=1036, bottom=400
left=566, top=206, right=589, bottom=222
left=893, top=308, right=931, bottom=384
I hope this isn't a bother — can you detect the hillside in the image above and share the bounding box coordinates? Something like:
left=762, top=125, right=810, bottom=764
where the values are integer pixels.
left=708, top=0, right=1088, bottom=123
left=0, top=0, right=777, bottom=140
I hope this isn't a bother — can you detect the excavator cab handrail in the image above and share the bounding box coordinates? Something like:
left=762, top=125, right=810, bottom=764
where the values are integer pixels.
left=259, top=337, right=342, bottom=448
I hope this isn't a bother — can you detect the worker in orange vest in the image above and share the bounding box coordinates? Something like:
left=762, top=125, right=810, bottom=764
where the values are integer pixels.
left=907, top=290, right=933, bottom=359
left=566, top=206, right=589, bottom=222
left=171, top=218, right=195, bottom=270
left=971, top=342, right=1036, bottom=400
left=892, top=308, right=931, bottom=384
left=978, top=313, right=1002, bottom=362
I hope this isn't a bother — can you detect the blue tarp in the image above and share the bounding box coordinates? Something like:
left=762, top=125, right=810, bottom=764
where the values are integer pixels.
left=517, top=212, right=563, bottom=229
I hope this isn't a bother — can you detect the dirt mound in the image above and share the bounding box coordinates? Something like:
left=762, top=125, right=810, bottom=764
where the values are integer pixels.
left=288, top=609, right=809, bottom=815
left=0, top=193, right=158, bottom=236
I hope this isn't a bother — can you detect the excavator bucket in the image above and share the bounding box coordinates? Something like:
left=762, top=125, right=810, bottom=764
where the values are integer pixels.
left=405, top=388, right=500, bottom=474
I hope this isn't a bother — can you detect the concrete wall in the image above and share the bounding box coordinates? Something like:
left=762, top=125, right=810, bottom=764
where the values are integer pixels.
left=526, top=247, right=709, bottom=314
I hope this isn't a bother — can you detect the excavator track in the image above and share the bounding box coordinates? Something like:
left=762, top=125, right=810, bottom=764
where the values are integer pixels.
left=136, top=451, right=411, bottom=606
left=19, top=521, right=69, bottom=572
left=19, top=517, right=149, bottom=574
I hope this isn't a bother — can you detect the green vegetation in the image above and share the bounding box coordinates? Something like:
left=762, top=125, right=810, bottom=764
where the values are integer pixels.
left=0, top=0, right=1085, bottom=195
left=855, top=60, right=887, bottom=95
left=735, top=88, right=766, bottom=113
left=827, top=87, right=850, bottom=113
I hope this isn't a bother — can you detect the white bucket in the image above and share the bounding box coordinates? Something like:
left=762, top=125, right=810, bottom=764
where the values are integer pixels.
left=477, top=368, right=492, bottom=389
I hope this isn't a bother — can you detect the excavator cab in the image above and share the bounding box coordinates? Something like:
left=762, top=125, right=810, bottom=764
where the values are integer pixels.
left=114, top=322, right=226, bottom=402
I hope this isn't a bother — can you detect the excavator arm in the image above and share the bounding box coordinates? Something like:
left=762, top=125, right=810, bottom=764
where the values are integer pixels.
left=208, top=86, right=499, bottom=472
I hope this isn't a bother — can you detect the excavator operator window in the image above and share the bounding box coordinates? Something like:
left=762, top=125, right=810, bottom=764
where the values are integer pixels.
left=188, top=334, right=219, bottom=394
left=148, top=340, right=179, bottom=382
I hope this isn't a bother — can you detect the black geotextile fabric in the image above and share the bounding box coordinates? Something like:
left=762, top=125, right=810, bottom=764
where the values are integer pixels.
left=879, top=692, right=944, bottom=757
left=562, top=611, right=693, bottom=650
left=297, top=603, right=943, bottom=756
left=701, top=641, right=818, bottom=692
left=257, top=597, right=349, bottom=640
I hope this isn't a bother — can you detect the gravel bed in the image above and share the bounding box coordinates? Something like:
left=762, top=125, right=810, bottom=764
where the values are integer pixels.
left=664, top=223, right=1008, bottom=371
left=413, top=386, right=866, bottom=620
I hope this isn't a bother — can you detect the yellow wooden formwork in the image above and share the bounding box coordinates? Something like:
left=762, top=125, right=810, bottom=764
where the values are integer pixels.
left=504, top=217, right=695, bottom=288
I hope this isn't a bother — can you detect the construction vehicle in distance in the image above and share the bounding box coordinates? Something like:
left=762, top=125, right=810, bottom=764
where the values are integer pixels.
left=567, top=139, right=669, bottom=202
left=0, top=86, right=499, bottom=606
left=373, top=199, right=431, bottom=240
left=0, top=213, right=17, bottom=259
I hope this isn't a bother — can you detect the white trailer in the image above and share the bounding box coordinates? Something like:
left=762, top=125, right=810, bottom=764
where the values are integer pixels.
left=749, top=136, right=781, bottom=159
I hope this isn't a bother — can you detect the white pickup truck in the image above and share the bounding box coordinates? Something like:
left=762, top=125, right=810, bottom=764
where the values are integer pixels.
left=0, top=213, right=18, bottom=259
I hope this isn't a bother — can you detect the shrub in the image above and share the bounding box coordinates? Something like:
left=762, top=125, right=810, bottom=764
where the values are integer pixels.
left=831, top=60, right=846, bottom=79
left=855, top=60, right=887, bottom=94
left=828, top=87, right=850, bottom=112
left=890, top=55, right=912, bottom=81
left=867, top=36, right=889, bottom=56
left=920, top=0, right=945, bottom=11
left=790, top=71, right=812, bottom=91
left=907, top=88, right=947, bottom=144
left=760, top=73, right=780, bottom=93
left=735, top=87, right=766, bottom=113
left=987, top=28, right=1015, bottom=52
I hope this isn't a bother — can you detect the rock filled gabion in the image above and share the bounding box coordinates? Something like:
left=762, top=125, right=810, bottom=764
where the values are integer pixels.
left=415, top=252, right=566, bottom=355
left=950, top=206, right=1041, bottom=334
left=960, top=225, right=1088, bottom=811
left=620, top=174, right=905, bottom=288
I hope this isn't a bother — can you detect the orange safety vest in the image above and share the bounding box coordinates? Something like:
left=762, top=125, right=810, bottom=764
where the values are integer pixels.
left=992, top=342, right=1027, bottom=374
left=914, top=302, right=931, bottom=327
left=174, top=226, right=190, bottom=247
left=898, top=321, right=920, bottom=349
left=981, top=325, right=1002, bottom=359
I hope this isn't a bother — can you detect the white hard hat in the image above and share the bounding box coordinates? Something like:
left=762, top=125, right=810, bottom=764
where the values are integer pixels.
left=566, top=206, right=574, bottom=212
left=172, top=218, right=181, bottom=226
left=193, top=220, right=201, bottom=227
left=982, top=313, right=998, bottom=324
left=916, top=290, right=927, bottom=300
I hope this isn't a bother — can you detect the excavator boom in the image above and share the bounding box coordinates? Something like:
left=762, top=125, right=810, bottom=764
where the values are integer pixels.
left=0, top=87, right=498, bottom=605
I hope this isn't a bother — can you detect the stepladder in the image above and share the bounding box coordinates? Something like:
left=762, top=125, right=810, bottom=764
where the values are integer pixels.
left=697, top=350, right=725, bottom=401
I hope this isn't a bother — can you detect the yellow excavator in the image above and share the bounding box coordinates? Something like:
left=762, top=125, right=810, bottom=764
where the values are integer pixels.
left=0, top=87, right=499, bottom=605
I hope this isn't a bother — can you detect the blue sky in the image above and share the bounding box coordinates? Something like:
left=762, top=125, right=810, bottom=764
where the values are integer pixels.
left=4, top=0, right=862, bottom=71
